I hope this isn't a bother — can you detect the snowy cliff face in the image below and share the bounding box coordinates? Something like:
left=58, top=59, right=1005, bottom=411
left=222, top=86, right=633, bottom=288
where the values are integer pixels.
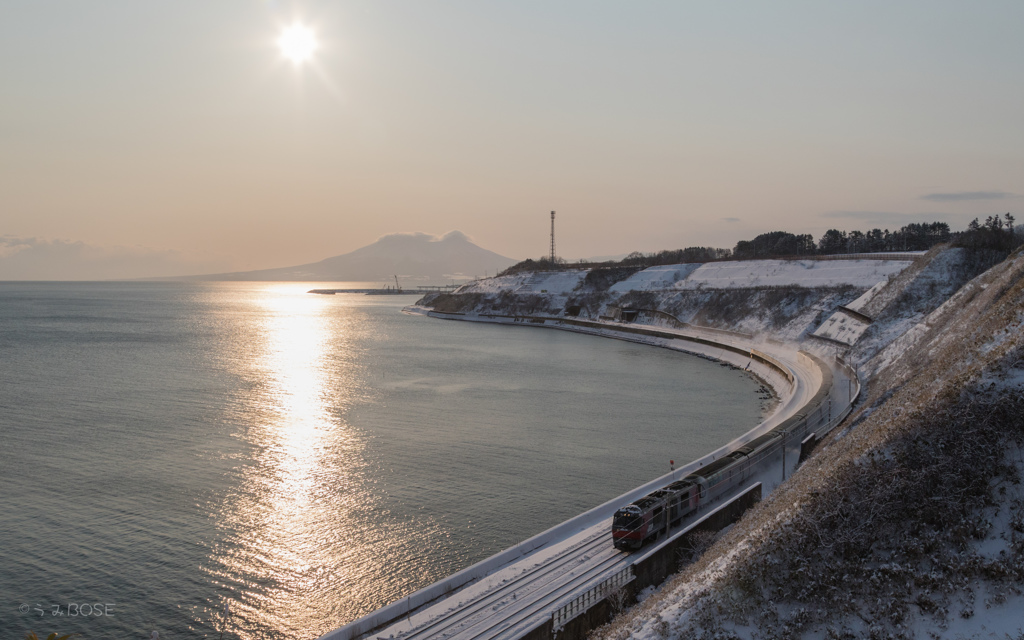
left=420, top=257, right=919, bottom=345
left=420, top=247, right=1003, bottom=360
left=587, top=248, right=1024, bottom=640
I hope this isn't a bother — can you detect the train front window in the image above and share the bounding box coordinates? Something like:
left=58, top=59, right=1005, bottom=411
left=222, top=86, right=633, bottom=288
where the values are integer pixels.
left=613, top=513, right=641, bottom=530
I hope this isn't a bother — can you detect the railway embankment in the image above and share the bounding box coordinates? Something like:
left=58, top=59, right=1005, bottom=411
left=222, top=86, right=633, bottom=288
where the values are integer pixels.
left=320, top=308, right=844, bottom=640
left=400, top=246, right=1024, bottom=639
left=586, top=247, right=1024, bottom=639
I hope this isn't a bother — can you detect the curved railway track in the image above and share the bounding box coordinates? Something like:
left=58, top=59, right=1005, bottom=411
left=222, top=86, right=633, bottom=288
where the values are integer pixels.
left=396, top=529, right=619, bottom=640
left=321, top=314, right=856, bottom=640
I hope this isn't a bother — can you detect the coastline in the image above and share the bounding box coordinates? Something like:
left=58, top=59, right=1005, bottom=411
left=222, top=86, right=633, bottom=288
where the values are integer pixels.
left=319, top=307, right=855, bottom=640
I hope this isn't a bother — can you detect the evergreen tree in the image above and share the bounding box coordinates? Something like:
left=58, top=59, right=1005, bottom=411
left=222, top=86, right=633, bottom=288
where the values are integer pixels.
left=818, top=229, right=847, bottom=254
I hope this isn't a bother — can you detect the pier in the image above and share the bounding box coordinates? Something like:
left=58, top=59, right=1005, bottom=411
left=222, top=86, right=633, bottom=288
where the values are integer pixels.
left=309, top=285, right=461, bottom=296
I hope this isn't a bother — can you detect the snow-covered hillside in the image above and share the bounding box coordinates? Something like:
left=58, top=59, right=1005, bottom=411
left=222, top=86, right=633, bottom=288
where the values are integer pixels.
left=435, top=248, right=1002, bottom=362
left=677, top=259, right=910, bottom=289
left=457, top=258, right=913, bottom=297
left=415, top=245, right=1024, bottom=639
left=434, top=256, right=922, bottom=346
left=589, top=247, right=1024, bottom=640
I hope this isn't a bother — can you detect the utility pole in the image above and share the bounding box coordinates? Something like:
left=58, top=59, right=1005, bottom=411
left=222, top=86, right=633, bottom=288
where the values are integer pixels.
left=550, top=211, right=556, bottom=263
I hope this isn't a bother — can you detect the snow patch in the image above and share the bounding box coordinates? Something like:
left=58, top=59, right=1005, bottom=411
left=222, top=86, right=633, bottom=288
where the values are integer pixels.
left=455, top=273, right=531, bottom=294
left=456, top=271, right=587, bottom=295
left=811, top=311, right=872, bottom=346
left=514, top=270, right=586, bottom=295
left=844, top=280, right=887, bottom=313
left=676, top=259, right=910, bottom=290
left=608, top=264, right=701, bottom=293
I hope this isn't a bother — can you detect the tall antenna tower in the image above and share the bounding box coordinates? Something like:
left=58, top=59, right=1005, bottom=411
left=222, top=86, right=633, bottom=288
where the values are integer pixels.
left=549, top=211, right=556, bottom=263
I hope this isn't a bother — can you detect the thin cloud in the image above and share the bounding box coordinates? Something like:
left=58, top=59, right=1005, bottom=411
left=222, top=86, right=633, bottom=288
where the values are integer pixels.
left=721, top=217, right=741, bottom=223
left=374, top=230, right=475, bottom=243
left=820, top=211, right=905, bottom=220
left=921, top=191, right=1015, bottom=202
left=439, top=230, right=473, bottom=242
left=819, top=211, right=969, bottom=227
left=0, top=236, right=229, bottom=280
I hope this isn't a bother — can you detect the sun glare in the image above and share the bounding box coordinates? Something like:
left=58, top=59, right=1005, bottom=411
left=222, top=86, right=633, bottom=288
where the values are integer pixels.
left=277, top=23, right=317, bottom=65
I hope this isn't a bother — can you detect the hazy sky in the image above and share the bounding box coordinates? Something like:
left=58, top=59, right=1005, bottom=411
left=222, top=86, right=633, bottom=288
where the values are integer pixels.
left=3, top=1, right=1023, bottom=278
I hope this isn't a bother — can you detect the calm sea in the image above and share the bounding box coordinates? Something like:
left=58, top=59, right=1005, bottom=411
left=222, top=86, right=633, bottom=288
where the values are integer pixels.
left=0, top=282, right=762, bottom=640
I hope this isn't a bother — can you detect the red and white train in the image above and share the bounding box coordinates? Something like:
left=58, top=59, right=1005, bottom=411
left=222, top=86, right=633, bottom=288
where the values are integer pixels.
left=611, top=430, right=783, bottom=550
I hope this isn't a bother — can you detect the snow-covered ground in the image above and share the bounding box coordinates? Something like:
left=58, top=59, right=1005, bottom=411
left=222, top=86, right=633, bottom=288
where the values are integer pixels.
left=457, top=271, right=586, bottom=295
left=608, top=265, right=701, bottom=293
left=811, top=280, right=887, bottom=346
left=843, top=280, right=887, bottom=314
left=811, top=310, right=871, bottom=346
left=513, top=271, right=586, bottom=294
left=677, top=259, right=910, bottom=290
left=457, top=257, right=915, bottom=297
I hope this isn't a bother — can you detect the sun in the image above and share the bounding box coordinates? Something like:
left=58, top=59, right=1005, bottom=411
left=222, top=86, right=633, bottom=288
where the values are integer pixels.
left=277, top=23, right=317, bottom=65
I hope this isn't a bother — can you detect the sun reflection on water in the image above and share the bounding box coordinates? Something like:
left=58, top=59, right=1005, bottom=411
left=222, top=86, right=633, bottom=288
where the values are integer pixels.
left=201, top=284, right=401, bottom=639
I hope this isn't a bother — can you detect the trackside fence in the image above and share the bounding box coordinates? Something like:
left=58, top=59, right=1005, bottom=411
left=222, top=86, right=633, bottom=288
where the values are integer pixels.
left=550, top=484, right=764, bottom=640
left=701, top=352, right=859, bottom=497
left=552, top=567, right=633, bottom=631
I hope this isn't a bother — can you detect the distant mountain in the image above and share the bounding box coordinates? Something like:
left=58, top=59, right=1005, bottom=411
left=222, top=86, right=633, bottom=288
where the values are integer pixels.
left=178, top=231, right=517, bottom=282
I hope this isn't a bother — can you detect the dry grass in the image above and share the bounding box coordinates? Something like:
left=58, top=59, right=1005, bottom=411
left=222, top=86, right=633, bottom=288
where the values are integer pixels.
left=704, top=383, right=1024, bottom=639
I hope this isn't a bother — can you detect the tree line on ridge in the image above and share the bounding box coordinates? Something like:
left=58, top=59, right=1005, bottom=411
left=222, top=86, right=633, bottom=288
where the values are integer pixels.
left=499, top=215, right=1019, bottom=276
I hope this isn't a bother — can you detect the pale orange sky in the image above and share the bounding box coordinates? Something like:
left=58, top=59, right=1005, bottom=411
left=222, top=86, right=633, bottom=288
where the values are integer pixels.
left=2, top=1, right=1022, bottom=278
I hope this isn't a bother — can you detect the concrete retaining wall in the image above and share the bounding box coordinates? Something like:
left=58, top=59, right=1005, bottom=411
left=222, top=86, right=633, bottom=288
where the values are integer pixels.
left=554, top=598, right=619, bottom=640
left=631, top=483, right=763, bottom=592
left=520, top=619, right=554, bottom=640
left=550, top=483, right=763, bottom=640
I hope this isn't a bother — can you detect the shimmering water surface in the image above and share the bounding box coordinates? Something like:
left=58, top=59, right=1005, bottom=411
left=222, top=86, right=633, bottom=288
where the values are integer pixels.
left=0, top=282, right=762, bottom=639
